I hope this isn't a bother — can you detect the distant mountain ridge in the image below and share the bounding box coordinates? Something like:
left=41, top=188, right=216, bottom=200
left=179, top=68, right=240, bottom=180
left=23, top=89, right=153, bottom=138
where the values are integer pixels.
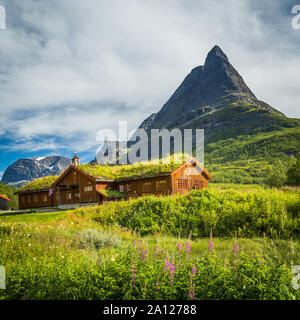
left=1, top=156, right=71, bottom=187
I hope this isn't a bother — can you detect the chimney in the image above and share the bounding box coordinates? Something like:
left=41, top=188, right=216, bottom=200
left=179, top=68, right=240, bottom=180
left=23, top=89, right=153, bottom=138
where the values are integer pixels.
left=72, top=152, right=80, bottom=167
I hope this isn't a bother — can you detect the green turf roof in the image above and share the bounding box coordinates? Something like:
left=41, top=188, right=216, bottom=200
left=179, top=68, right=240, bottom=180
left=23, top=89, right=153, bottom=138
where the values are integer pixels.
left=98, top=189, right=126, bottom=199
left=18, top=175, right=59, bottom=192
left=78, top=162, right=182, bottom=180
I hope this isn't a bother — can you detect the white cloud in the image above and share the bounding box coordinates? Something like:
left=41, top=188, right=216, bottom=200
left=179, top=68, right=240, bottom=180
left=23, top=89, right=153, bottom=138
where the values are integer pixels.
left=0, top=0, right=299, bottom=155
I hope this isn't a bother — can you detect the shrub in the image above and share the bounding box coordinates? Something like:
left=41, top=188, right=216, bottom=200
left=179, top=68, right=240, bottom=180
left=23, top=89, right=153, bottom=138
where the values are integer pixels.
left=78, top=229, right=122, bottom=250
left=92, top=189, right=300, bottom=238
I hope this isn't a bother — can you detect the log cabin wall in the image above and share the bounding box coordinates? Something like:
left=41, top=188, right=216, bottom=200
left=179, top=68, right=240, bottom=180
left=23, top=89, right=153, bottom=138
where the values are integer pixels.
left=18, top=190, right=58, bottom=209
left=116, top=176, right=172, bottom=199
left=171, top=163, right=208, bottom=194
left=55, top=168, right=98, bottom=205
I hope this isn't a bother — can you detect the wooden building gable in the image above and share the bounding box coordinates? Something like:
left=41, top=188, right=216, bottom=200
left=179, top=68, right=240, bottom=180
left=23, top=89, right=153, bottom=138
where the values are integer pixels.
left=52, top=166, right=99, bottom=205
left=171, top=158, right=212, bottom=194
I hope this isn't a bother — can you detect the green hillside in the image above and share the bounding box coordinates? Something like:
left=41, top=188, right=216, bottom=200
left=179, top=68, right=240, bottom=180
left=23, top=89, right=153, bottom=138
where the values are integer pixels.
left=204, top=125, right=300, bottom=184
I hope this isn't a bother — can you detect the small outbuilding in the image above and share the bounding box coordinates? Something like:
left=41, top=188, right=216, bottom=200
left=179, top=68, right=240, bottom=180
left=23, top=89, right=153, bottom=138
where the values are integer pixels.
left=0, top=195, right=10, bottom=210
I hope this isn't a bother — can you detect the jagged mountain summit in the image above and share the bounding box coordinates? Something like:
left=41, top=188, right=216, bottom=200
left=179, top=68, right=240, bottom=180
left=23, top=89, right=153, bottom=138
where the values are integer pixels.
left=137, top=45, right=289, bottom=142
left=1, top=156, right=71, bottom=187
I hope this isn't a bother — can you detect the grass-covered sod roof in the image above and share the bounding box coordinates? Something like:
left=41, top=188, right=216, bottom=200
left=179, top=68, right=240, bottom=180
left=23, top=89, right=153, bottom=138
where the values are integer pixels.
left=78, top=162, right=182, bottom=180
left=98, top=189, right=126, bottom=199
left=18, top=175, right=60, bottom=192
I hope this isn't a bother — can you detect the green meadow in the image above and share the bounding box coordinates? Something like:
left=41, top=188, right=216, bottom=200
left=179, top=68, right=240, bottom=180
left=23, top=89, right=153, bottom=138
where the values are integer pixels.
left=0, top=184, right=299, bottom=300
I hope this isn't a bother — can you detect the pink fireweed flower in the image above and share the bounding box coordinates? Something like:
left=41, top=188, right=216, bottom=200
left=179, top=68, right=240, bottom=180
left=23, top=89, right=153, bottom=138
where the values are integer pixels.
left=169, top=264, right=175, bottom=283
left=208, top=240, right=214, bottom=253
left=130, top=264, right=137, bottom=288
left=186, top=242, right=191, bottom=255
left=141, top=248, right=148, bottom=261
left=164, top=259, right=170, bottom=273
left=188, top=288, right=195, bottom=300
left=177, top=243, right=182, bottom=253
left=97, top=258, right=102, bottom=267
left=233, top=243, right=239, bottom=256
left=164, top=259, right=175, bottom=283
left=259, top=256, right=264, bottom=264
left=191, top=266, right=196, bottom=277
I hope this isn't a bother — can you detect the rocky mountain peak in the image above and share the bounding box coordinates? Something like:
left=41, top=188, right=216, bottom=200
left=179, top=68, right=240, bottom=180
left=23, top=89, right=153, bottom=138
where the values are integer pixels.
left=133, top=45, right=285, bottom=143
left=1, top=156, right=71, bottom=187
left=204, top=45, right=229, bottom=68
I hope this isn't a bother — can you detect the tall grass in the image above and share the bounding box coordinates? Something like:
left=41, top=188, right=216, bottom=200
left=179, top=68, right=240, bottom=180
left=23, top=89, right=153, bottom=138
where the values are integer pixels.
left=90, top=189, right=299, bottom=239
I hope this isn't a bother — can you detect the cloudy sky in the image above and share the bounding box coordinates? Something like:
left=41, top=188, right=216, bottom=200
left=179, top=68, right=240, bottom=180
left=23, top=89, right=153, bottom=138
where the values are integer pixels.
left=0, top=0, right=299, bottom=175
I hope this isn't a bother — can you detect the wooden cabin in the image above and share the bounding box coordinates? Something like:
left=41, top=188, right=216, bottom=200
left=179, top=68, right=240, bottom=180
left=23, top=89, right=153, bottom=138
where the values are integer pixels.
left=0, top=195, right=10, bottom=210
left=15, top=157, right=212, bottom=210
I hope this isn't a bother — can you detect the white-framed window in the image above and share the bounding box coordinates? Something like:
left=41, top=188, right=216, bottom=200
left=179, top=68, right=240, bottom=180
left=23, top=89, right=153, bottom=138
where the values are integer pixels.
left=84, top=186, right=93, bottom=192
left=66, top=192, right=72, bottom=200
left=119, top=185, right=124, bottom=192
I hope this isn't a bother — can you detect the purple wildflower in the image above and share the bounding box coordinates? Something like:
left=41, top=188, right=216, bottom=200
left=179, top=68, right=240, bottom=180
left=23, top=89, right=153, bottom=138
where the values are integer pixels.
left=164, top=259, right=175, bottom=283
left=97, top=258, right=102, bottom=267
left=208, top=240, right=214, bottom=253
left=142, top=248, right=148, bottom=261
left=233, top=243, right=239, bottom=256
left=169, top=264, right=175, bottom=283
left=191, top=266, right=196, bottom=277
left=259, top=256, right=264, bottom=264
left=177, top=243, right=182, bottom=253
left=188, top=288, right=195, bottom=300
left=164, top=259, right=170, bottom=273
left=186, top=242, right=191, bottom=256
left=130, top=264, right=137, bottom=288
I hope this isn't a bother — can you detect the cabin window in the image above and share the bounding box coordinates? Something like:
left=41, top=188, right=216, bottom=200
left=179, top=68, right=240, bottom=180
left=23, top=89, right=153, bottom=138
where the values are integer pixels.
left=42, top=195, right=47, bottom=202
left=119, top=185, right=124, bottom=192
left=84, top=186, right=93, bottom=192
left=66, top=192, right=72, bottom=200
left=156, top=180, right=167, bottom=191
left=34, top=194, right=38, bottom=202
left=142, top=181, right=152, bottom=193
left=178, top=179, right=188, bottom=190
left=126, top=184, right=132, bottom=192
left=74, top=171, right=77, bottom=175
left=193, top=180, right=204, bottom=190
